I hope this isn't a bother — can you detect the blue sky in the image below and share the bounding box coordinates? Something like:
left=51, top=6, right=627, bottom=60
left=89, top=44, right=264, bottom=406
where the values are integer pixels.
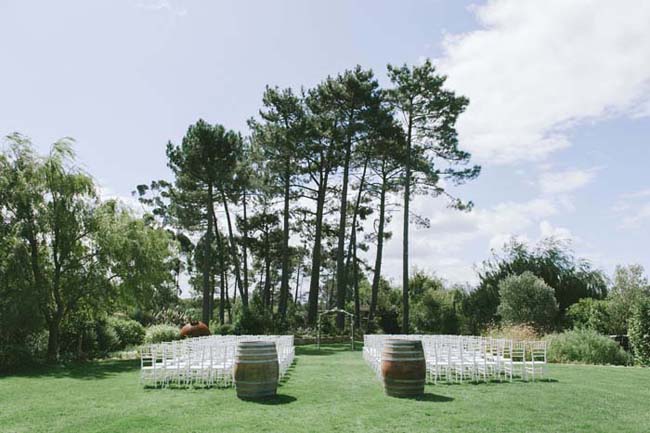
left=2, top=0, right=649, bottom=288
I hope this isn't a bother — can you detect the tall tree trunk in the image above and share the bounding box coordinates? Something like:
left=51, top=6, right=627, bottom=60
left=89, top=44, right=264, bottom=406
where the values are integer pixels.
left=369, top=166, right=387, bottom=323
left=27, top=215, right=56, bottom=359
left=225, top=271, right=232, bottom=323
left=264, top=229, right=272, bottom=309
left=219, top=269, right=225, bottom=325
left=352, top=228, right=360, bottom=328
left=307, top=169, right=329, bottom=325
left=212, top=224, right=228, bottom=325
left=335, top=140, right=352, bottom=329
left=46, top=313, right=62, bottom=363
left=209, top=274, right=215, bottom=323
left=202, top=186, right=214, bottom=325
left=270, top=275, right=275, bottom=311
left=219, top=189, right=247, bottom=308
left=294, top=256, right=302, bottom=304
left=344, top=157, right=369, bottom=300
left=242, top=188, right=250, bottom=305
left=402, top=116, right=413, bottom=334
left=212, top=209, right=227, bottom=326
left=279, top=164, right=291, bottom=320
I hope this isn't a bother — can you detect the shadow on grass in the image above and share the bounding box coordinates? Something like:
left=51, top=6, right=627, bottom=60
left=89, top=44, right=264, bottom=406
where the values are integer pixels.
left=279, top=360, right=298, bottom=383
left=0, top=359, right=140, bottom=381
left=238, top=394, right=297, bottom=405
left=388, top=392, right=454, bottom=402
left=535, top=378, right=558, bottom=383
left=436, top=377, right=559, bottom=386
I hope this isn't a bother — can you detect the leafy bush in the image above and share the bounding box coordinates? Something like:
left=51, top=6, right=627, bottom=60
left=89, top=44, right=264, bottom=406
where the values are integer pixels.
left=376, top=305, right=401, bottom=334
left=153, top=306, right=190, bottom=326
left=0, top=331, right=47, bottom=372
left=0, top=343, right=35, bottom=372
left=467, top=239, right=608, bottom=332
left=285, top=301, right=306, bottom=330
left=144, top=324, right=181, bottom=344
left=497, top=271, right=559, bottom=331
left=60, top=316, right=114, bottom=358
left=232, top=296, right=274, bottom=335
left=95, top=320, right=121, bottom=354
left=628, top=298, right=650, bottom=366
left=108, top=317, right=145, bottom=348
left=545, top=329, right=631, bottom=365
left=567, top=298, right=614, bottom=334
left=59, top=315, right=145, bottom=358
left=412, top=288, right=462, bottom=334
left=484, top=323, right=540, bottom=341
left=608, top=264, right=650, bottom=335
left=209, top=320, right=236, bottom=335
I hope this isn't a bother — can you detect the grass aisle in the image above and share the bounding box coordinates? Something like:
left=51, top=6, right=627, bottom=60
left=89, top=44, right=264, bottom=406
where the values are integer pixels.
left=1, top=344, right=650, bottom=433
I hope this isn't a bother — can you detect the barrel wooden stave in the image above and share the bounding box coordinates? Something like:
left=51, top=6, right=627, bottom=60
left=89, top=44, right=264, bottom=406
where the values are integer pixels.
left=234, top=341, right=279, bottom=399
left=380, top=339, right=426, bottom=397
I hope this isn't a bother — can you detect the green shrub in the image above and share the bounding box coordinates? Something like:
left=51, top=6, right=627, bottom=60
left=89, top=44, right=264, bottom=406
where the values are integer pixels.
left=545, top=329, right=631, bottom=365
left=153, top=306, right=189, bottom=326
left=108, top=317, right=145, bottom=348
left=285, top=301, right=306, bottom=330
left=232, top=296, right=273, bottom=335
left=209, top=321, right=235, bottom=335
left=497, top=271, right=558, bottom=331
left=0, top=331, right=47, bottom=372
left=608, top=264, right=650, bottom=335
left=412, top=288, right=462, bottom=334
left=95, top=320, right=121, bottom=354
left=567, top=298, right=614, bottom=334
left=144, top=324, right=181, bottom=344
left=628, top=298, right=650, bottom=366
left=484, top=323, right=540, bottom=341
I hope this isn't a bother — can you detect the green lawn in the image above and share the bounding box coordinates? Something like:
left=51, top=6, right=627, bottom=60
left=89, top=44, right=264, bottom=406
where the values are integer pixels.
left=1, top=344, right=649, bottom=433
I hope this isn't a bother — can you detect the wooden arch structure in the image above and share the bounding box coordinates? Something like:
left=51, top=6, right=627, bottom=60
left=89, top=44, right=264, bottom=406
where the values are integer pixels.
left=317, top=308, right=355, bottom=351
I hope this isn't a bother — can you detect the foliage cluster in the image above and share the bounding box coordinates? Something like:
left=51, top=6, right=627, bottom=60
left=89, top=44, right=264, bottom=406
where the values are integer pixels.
left=0, top=136, right=178, bottom=369
left=545, top=329, right=632, bottom=366
left=497, top=271, right=558, bottom=331
left=144, top=324, right=182, bottom=344
left=628, top=298, right=650, bottom=366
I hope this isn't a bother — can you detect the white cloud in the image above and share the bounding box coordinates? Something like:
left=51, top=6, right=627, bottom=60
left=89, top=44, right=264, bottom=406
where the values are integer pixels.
left=368, top=195, right=559, bottom=284
left=438, top=0, right=650, bottom=164
left=539, top=220, right=574, bottom=242
left=614, top=189, right=650, bottom=229
left=621, top=189, right=650, bottom=200
left=621, top=203, right=650, bottom=228
left=97, top=185, right=145, bottom=215
left=538, top=168, right=598, bottom=195
left=134, top=0, right=187, bottom=17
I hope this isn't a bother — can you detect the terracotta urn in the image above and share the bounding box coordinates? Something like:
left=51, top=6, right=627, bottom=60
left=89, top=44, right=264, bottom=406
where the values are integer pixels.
left=180, top=321, right=211, bottom=338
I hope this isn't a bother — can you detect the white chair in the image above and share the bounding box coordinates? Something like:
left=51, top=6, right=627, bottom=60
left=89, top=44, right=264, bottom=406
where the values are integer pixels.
left=525, top=341, right=547, bottom=381
left=140, top=345, right=158, bottom=387
left=503, top=340, right=527, bottom=381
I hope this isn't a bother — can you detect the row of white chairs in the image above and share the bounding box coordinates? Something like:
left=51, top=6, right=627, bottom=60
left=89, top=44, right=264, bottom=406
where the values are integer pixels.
left=140, top=335, right=295, bottom=388
left=364, top=334, right=547, bottom=383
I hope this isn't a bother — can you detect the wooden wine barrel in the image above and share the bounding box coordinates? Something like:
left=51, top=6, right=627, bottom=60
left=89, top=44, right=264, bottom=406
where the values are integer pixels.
left=380, top=339, right=426, bottom=397
left=234, top=341, right=279, bottom=399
